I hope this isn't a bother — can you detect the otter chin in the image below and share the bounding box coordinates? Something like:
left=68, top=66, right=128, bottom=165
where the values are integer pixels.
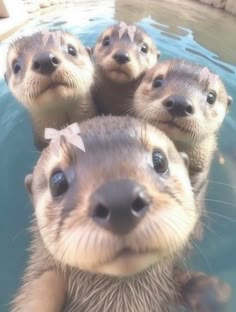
left=108, top=68, right=131, bottom=82
left=12, top=116, right=198, bottom=312
left=93, top=250, right=160, bottom=277
left=5, top=30, right=96, bottom=149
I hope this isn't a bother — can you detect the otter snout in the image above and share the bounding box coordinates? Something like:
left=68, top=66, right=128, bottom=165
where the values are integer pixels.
left=163, top=95, right=194, bottom=117
left=90, top=179, right=151, bottom=235
left=113, top=50, right=130, bottom=64
left=32, top=51, right=61, bottom=75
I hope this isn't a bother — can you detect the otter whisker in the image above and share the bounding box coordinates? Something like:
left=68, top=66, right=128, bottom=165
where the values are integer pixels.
left=205, top=198, right=236, bottom=209
left=207, top=179, right=236, bottom=189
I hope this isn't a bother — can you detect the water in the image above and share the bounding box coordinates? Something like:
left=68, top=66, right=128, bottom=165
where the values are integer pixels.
left=0, top=0, right=236, bottom=310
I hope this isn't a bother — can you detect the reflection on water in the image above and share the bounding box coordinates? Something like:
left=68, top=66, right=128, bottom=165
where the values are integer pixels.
left=0, top=0, right=236, bottom=310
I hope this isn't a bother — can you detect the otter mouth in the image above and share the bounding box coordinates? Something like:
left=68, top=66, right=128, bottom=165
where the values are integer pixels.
left=35, top=81, right=73, bottom=98
left=93, top=247, right=159, bottom=276
left=42, top=82, right=71, bottom=93
left=110, top=68, right=130, bottom=77
left=103, top=247, right=155, bottom=265
left=158, top=119, right=190, bottom=134
left=117, top=248, right=139, bottom=257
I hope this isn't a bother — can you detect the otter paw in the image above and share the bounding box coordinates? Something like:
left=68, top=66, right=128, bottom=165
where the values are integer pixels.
left=182, top=273, right=231, bottom=312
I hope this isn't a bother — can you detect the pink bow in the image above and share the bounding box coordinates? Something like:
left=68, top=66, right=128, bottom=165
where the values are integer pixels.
left=199, top=67, right=210, bottom=83
left=41, top=30, right=62, bottom=47
left=45, top=123, right=86, bottom=158
left=119, top=22, right=137, bottom=42
left=199, top=67, right=218, bottom=85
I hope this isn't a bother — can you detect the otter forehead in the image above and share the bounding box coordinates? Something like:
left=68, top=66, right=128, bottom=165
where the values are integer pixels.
left=7, top=31, right=84, bottom=59
left=34, top=116, right=183, bottom=180
left=147, top=59, right=224, bottom=89
left=97, top=24, right=152, bottom=45
left=141, top=59, right=229, bottom=106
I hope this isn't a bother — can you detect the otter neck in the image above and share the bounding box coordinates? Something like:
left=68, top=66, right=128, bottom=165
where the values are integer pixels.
left=94, top=70, right=141, bottom=116
left=63, top=263, right=178, bottom=312
left=175, top=135, right=217, bottom=174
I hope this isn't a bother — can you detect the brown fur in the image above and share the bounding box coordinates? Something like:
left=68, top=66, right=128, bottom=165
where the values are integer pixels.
left=133, top=59, right=232, bottom=239
left=12, top=116, right=198, bottom=312
left=5, top=30, right=96, bottom=150
left=178, top=270, right=231, bottom=312
left=92, top=24, right=160, bottom=115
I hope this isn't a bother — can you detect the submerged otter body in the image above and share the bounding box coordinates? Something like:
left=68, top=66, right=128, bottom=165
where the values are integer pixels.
left=133, top=59, right=232, bottom=237
left=12, top=116, right=198, bottom=312
left=5, top=30, right=96, bottom=150
left=92, top=23, right=160, bottom=115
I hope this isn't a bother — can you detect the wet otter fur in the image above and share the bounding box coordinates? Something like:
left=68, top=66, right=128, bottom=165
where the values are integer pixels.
left=133, top=59, right=232, bottom=239
left=92, top=23, right=160, bottom=115
left=5, top=30, right=96, bottom=150
left=12, top=116, right=198, bottom=312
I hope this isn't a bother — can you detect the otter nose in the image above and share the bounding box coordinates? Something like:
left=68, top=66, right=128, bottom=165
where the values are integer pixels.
left=32, top=52, right=61, bottom=75
left=163, top=95, right=194, bottom=117
left=90, top=179, right=150, bottom=235
left=113, top=51, right=130, bottom=64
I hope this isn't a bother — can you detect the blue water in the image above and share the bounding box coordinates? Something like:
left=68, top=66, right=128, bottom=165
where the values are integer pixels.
left=0, top=0, right=236, bottom=310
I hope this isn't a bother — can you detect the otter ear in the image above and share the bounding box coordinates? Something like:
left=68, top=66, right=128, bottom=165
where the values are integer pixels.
left=4, top=72, right=8, bottom=85
left=157, top=50, right=161, bottom=60
left=25, top=174, right=33, bottom=200
left=227, top=96, right=233, bottom=107
left=180, top=152, right=189, bottom=168
left=86, top=46, right=93, bottom=58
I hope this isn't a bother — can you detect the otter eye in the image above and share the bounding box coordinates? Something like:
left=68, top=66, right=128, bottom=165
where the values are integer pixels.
left=152, top=150, right=168, bottom=174
left=50, top=170, right=69, bottom=197
left=153, top=76, right=163, bottom=88
left=12, top=62, right=21, bottom=74
left=102, top=36, right=110, bottom=47
left=67, top=44, right=77, bottom=56
left=207, top=91, right=217, bottom=105
left=141, top=43, right=148, bottom=53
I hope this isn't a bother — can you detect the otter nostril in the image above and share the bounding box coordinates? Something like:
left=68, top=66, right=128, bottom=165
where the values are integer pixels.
left=33, top=61, right=40, bottom=71
left=131, top=193, right=149, bottom=217
left=93, top=203, right=110, bottom=221
left=50, top=55, right=60, bottom=66
left=185, top=105, right=194, bottom=115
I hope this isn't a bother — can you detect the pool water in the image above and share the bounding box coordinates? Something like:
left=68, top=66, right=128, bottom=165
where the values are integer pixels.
left=0, top=0, right=236, bottom=310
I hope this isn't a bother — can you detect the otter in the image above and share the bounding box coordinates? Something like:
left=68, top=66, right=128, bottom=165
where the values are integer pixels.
left=5, top=30, right=96, bottom=150
left=11, top=116, right=230, bottom=312
left=133, top=59, right=232, bottom=238
left=92, top=23, right=160, bottom=115
left=12, top=116, right=196, bottom=312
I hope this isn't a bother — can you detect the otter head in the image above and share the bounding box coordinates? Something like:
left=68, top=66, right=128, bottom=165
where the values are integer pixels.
left=93, top=24, right=160, bottom=84
left=134, top=59, right=232, bottom=145
left=5, top=30, right=94, bottom=112
left=25, top=116, right=197, bottom=277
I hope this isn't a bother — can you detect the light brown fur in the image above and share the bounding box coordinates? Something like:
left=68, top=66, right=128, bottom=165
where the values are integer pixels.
left=5, top=30, right=96, bottom=150
left=92, top=24, right=160, bottom=115
left=12, top=116, right=197, bottom=312
left=133, top=59, right=232, bottom=238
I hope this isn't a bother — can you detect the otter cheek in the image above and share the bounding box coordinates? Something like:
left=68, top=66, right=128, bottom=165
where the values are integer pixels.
left=159, top=206, right=196, bottom=255
left=214, top=104, right=227, bottom=125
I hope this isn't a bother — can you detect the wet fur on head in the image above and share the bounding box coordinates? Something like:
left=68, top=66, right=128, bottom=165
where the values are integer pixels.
left=5, top=29, right=94, bottom=110
left=133, top=59, right=231, bottom=145
left=28, top=116, right=197, bottom=278
left=93, top=23, right=160, bottom=83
